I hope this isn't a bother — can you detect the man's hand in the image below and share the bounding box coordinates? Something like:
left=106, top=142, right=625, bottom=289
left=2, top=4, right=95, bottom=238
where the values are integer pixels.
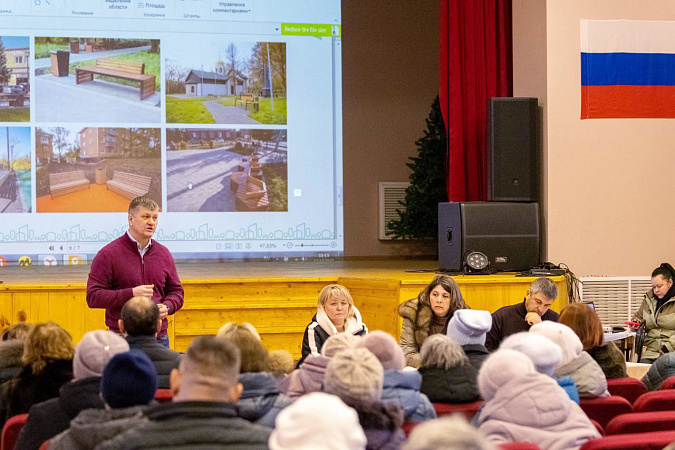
left=132, top=284, right=154, bottom=298
left=158, top=303, right=169, bottom=320
left=525, top=312, right=542, bottom=326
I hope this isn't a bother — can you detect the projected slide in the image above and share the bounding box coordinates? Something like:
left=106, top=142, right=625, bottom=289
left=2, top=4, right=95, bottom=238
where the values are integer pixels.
left=0, top=0, right=343, bottom=265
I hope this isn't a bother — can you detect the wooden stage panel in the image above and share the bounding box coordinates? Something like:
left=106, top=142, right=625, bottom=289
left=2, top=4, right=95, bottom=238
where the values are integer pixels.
left=0, top=261, right=568, bottom=359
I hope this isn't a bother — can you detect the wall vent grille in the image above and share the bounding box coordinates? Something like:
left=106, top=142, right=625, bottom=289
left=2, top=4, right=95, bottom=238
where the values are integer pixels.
left=378, top=182, right=409, bottom=240
left=579, top=277, right=651, bottom=326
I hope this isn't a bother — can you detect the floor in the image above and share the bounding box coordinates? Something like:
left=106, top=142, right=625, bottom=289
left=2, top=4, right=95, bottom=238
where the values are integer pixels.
left=36, top=184, right=131, bottom=213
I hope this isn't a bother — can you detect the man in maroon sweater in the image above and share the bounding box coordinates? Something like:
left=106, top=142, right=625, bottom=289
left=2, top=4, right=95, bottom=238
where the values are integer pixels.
left=87, top=196, right=183, bottom=346
left=485, top=277, right=559, bottom=351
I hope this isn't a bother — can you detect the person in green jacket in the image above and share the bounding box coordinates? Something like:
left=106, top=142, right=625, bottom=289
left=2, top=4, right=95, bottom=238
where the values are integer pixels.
left=633, top=263, right=675, bottom=363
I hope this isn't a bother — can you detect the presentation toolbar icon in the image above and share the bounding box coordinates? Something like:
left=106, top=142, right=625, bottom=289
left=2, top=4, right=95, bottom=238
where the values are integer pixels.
left=66, top=254, right=87, bottom=265
left=0, top=256, right=6, bottom=267
left=42, top=255, right=58, bottom=266
left=19, top=256, right=32, bottom=267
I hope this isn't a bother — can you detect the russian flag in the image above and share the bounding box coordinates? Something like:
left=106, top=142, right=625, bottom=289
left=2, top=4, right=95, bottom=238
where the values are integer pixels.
left=581, top=20, right=675, bottom=119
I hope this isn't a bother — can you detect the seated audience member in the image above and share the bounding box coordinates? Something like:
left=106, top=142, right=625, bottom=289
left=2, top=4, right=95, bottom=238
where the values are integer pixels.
left=418, top=334, right=480, bottom=404
left=299, top=284, right=368, bottom=366
left=642, top=352, right=675, bottom=390
left=403, top=415, right=495, bottom=450
left=446, top=310, right=492, bottom=371
left=97, top=336, right=271, bottom=449
left=485, top=277, right=560, bottom=351
left=476, top=349, right=599, bottom=449
left=359, top=330, right=436, bottom=423
left=269, top=392, right=367, bottom=450
left=49, top=350, right=158, bottom=450
left=500, top=332, right=579, bottom=403
left=530, top=321, right=609, bottom=397
left=281, top=333, right=361, bottom=400
left=631, top=263, right=675, bottom=364
left=559, top=302, right=627, bottom=379
left=0, top=321, right=74, bottom=427
left=219, top=326, right=291, bottom=428
left=15, top=330, right=129, bottom=450
left=0, top=322, right=31, bottom=384
left=218, top=322, right=294, bottom=378
left=324, top=347, right=405, bottom=449
left=398, top=275, right=468, bottom=368
left=118, top=296, right=181, bottom=388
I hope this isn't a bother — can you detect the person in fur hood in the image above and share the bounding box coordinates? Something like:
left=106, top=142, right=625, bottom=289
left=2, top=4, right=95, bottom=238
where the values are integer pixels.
left=398, top=275, right=468, bottom=367
left=298, top=284, right=368, bottom=366
left=0, top=322, right=31, bottom=385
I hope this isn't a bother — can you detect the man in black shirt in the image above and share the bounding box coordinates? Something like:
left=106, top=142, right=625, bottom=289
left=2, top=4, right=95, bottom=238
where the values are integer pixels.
left=485, top=277, right=560, bottom=351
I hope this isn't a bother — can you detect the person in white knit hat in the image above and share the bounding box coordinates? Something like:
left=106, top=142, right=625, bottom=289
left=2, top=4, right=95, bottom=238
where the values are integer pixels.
left=476, top=349, right=599, bottom=450
left=447, top=309, right=492, bottom=370
left=530, top=321, right=609, bottom=398
left=404, top=414, right=495, bottom=450
left=269, top=392, right=367, bottom=450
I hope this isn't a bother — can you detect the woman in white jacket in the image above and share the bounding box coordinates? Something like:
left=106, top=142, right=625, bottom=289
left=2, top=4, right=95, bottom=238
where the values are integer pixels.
left=477, top=349, right=600, bottom=450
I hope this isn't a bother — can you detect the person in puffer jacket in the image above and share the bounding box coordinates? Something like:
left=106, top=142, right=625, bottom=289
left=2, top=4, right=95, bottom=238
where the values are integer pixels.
left=530, top=321, right=609, bottom=397
left=298, top=284, right=368, bottom=366
left=477, top=349, right=600, bottom=450
left=642, top=352, right=675, bottom=390
left=219, top=326, right=291, bottom=428
left=280, top=333, right=360, bottom=400
left=323, top=347, right=405, bottom=450
left=359, top=331, right=436, bottom=422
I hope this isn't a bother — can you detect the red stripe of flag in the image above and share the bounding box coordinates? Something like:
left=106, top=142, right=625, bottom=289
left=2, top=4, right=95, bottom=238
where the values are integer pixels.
left=581, top=85, right=675, bottom=119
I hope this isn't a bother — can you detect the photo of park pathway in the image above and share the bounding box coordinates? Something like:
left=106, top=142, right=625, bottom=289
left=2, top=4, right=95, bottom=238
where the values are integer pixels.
left=0, top=127, right=31, bottom=213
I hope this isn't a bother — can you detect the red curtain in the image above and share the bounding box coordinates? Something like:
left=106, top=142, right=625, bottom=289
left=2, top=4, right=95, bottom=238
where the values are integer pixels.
left=440, top=0, right=513, bottom=201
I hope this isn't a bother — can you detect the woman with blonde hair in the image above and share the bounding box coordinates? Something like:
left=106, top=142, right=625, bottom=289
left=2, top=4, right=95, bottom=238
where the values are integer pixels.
left=298, top=284, right=367, bottom=366
left=0, top=321, right=74, bottom=426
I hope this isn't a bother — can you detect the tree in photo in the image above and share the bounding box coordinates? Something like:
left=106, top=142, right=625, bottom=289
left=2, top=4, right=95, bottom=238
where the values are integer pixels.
left=0, top=37, right=11, bottom=85
left=165, top=60, right=188, bottom=95
left=225, top=43, right=239, bottom=78
left=248, top=42, right=287, bottom=97
left=387, top=96, right=448, bottom=239
left=51, top=127, right=70, bottom=163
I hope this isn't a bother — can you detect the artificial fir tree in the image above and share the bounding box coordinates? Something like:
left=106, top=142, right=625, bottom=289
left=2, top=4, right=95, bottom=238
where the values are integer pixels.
left=387, top=96, right=448, bottom=239
left=0, top=37, right=10, bottom=85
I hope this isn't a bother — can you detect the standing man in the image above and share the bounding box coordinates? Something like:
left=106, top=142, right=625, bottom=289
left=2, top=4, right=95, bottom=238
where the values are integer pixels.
left=87, top=196, right=183, bottom=347
left=485, top=277, right=559, bottom=351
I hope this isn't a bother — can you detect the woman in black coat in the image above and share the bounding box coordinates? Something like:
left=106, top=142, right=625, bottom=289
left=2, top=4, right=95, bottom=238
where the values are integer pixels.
left=0, top=322, right=74, bottom=429
left=418, top=334, right=479, bottom=403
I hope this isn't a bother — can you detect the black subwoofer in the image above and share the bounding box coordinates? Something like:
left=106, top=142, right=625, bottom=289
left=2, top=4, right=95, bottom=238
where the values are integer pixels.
left=438, top=202, right=540, bottom=272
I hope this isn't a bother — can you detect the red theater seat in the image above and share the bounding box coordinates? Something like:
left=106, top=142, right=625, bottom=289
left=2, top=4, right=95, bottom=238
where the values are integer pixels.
left=1, top=413, right=29, bottom=450
left=661, top=376, right=675, bottom=390
left=498, top=443, right=540, bottom=450
left=401, top=422, right=419, bottom=437
left=154, top=388, right=173, bottom=404
left=579, top=430, right=675, bottom=450
left=633, top=389, right=675, bottom=412
left=579, top=396, right=633, bottom=429
left=590, top=419, right=605, bottom=436
left=607, top=377, right=648, bottom=404
left=432, top=401, right=482, bottom=420
left=605, top=410, right=675, bottom=435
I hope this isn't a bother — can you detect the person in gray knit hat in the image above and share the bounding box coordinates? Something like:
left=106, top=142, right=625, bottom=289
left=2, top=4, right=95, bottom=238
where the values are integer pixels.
left=324, top=347, right=405, bottom=449
left=447, top=310, right=492, bottom=371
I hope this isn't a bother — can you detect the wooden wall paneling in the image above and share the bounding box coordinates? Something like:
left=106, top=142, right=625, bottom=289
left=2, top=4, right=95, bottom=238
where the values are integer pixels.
left=340, top=278, right=401, bottom=337
left=0, top=292, right=13, bottom=326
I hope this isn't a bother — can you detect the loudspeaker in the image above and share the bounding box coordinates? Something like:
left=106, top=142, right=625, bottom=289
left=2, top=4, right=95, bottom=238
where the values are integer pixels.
left=438, top=202, right=540, bottom=272
left=488, top=97, right=539, bottom=201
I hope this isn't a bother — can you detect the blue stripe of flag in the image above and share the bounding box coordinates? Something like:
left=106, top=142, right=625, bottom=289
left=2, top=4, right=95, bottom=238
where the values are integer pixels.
left=581, top=52, right=675, bottom=86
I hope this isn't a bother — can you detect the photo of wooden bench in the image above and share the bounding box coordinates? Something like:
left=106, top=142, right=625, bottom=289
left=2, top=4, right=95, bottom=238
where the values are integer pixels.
left=106, top=171, right=152, bottom=200
left=76, top=58, right=156, bottom=100
left=233, top=174, right=269, bottom=211
left=49, top=171, right=90, bottom=198
left=235, top=93, right=260, bottom=111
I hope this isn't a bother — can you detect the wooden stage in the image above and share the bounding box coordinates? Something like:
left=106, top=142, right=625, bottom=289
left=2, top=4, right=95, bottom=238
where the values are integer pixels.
left=0, top=260, right=569, bottom=358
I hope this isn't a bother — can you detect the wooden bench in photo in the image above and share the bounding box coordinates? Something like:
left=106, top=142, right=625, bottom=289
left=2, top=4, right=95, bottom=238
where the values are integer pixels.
left=76, top=58, right=156, bottom=100
left=49, top=171, right=90, bottom=197
left=106, top=171, right=151, bottom=200
left=235, top=175, right=269, bottom=211
left=235, top=93, right=260, bottom=111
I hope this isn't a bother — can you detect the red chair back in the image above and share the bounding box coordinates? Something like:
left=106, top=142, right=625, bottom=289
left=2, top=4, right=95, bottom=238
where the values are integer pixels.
left=1, top=413, right=29, bottom=450
left=498, top=443, right=540, bottom=450
left=432, top=401, right=482, bottom=420
left=590, top=419, right=605, bottom=436
left=579, top=396, right=633, bottom=429
left=605, top=410, right=675, bottom=435
left=661, top=376, right=675, bottom=390
left=39, top=439, right=50, bottom=450
left=633, top=389, right=675, bottom=412
left=154, top=388, right=173, bottom=404
left=606, top=377, right=648, bottom=404
left=579, top=430, right=675, bottom=450
left=401, top=422, right=419, bottom=437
